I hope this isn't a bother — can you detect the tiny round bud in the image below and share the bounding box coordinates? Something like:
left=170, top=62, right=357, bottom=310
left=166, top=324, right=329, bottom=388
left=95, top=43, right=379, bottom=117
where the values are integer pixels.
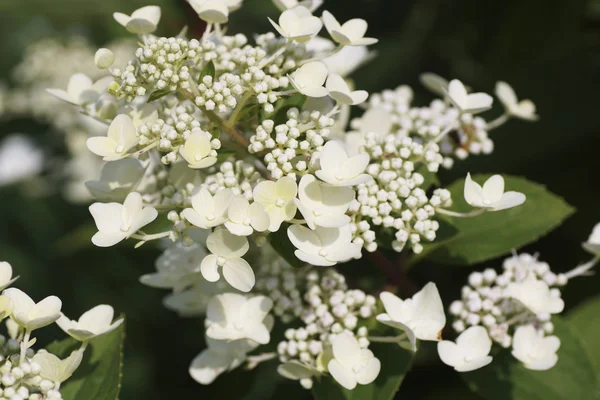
left=95, top=48, right=115, bottom=69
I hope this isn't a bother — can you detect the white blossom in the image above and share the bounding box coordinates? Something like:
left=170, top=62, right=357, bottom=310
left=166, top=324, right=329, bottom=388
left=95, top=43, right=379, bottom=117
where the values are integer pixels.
left=3, top=288, right=61, bottom=331
left=287, top=224, right=361, bottom=266
left=273, top=0, right=322, bottom=12
left=205, top=293, right=273, bottom=344
left=437, top=326, right=493, bottom=372
left=56, top=304, right=124, bottom=342
left=189, top=337, right=258, bottom=384
left=582, top=222, right=600, bottom=255
left=182, top=188, right=234, bottom=230
left=321, top=11, right=377, bottom=46
left=179, top=130, right=218, bottom=169
left=504, top=277, right=564, bottom=315
left=253, top=177, right=298, bottom=232
left=511, top=325, right=559, bottom=371
left=294, top=174, right=353, bottom=229
left=326, top=73, right=368, bottom=105
left=377, top=282, right=446, bottom=351
left=269, top=6, right=323, bottom=43
left=464, top=173, right=526, bottom=211
left=316, top=140, right=371, bottom=186
left=89, top=192, right=158, bottom=247
left=327, top=331, right=380, bottom=390
left=495, top=81, right=538, bottom=121
left=46, top=73, right=99, bottom=106
left=225, top=195, right=270, bottom=236
left=113, top=6, right=161, bottom=34
left=0, top=135, right=43, bottom=187
left=201, top=229, right=255, bottom=292
left=85, top=159, right=145, bottom=202
left=187, top=0, right=241, bottom=24
left=446, top=79, right=493, bottom=114
left=86, top=114, right=139, bottom=161
left=289, top=61, right=329, bottom=98
left=33, top=349, right=83, bottom=384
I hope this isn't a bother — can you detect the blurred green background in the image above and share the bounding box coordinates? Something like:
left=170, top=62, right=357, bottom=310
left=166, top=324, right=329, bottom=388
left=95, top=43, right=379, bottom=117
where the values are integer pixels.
left=1, top=0, right=599, bottom=398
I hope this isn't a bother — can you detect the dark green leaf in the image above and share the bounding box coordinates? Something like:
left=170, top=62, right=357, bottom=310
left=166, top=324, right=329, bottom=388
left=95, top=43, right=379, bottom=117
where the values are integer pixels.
left=47, top=319, right=126, bottom=400
left=210, top=125, right=221, bottom=139
left=200, top=60, right=216, bottom=82
left=146, top=89, right=172, bottom=103
left=268, top=225, right=304, bottom=268
left=312, top=343, right=413, bottom=400
left=462, top=317, right=598, bottom=400
left=422, top=175, right=574, bottom=265
left=216, top=150, right=235, bottom=163
left=568, top=295, right=600, bottom=381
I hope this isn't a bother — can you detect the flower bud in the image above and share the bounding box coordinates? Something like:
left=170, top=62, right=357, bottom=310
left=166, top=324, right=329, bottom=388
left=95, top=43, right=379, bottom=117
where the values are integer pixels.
left=94, top=48, right=115, bottom=69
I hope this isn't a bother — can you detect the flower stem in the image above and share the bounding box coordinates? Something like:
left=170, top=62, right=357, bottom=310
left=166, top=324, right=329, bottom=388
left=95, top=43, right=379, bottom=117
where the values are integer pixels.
left=368, top=333, right=407, bottom=343
left=258, top=42, right=290, bottom=69
left=564, top=255, right=600, bottom=280
left=486, top=113, right=510, bottom=131
left=131, top=231, right=171, bottom=242
left=435, top=208, right=486, bottom=218
left=20, top=330, right=30, bottom=364
left=432, top=122, right=459, bottom=144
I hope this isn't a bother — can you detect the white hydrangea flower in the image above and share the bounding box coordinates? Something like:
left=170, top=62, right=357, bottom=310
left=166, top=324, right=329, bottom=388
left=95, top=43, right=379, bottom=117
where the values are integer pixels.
left=89, top=192, right=158, bottom=247
left=326, top=73, right=368, bottom=105
left=33, top=349, right=83, bottom=384
left=495, top=81, right=538, bottom=121
left=316, top=140, right=371, bottom=186
left=0, top=262, right=18, bottom=292
left=46, top=73, right=99, bottom=106
left=511, top=325, right=559, bottom=371
left=377, top=282, right=446, bottom=351
left=321, top=11, right=378, bottom=46
left=269, top=6, right=323, bottom=43
left=201, top=229, right=255, bottom=292
left=504, top=277, right=564, bottom=315
left=273, top=0, right=322, bottom=12
left=3, top=288, right=62, bottom=331
left=225, top=195, right=270, bottom=236
left=86, top=114, right=139, bottom=161
left=182, top=188, right=234, bottom=229
left=113, top=6, right=162, bottom=34
left=294, top=174, right=353, bottom=229
left=56, top=304, right=124, bottom=342
left=327, top=331, right=380, bottom=390
left=437, top=326, right=493, bottom=372
left=188, top=0, right=231, bottom=24
left=464, top=173, right=526, bottom=211
left=253, top=177, right=298, bottom=232
left=446, top=79, right=493, bottom=114
left=179, top=130, right=218, bottom=169
left=85, top=159, right=145, bottom=202
left=287, top=224, right=361, bottom=266
left=189, top=337, right=258, bottom=385
left=583, top=222, right=600, bottom=255
left=0, top=135, right=43, bottom=187
left=289, top=61, right=329, bottom=98
left=205, top=293, right=273, bottom=344
left=419, top=72, right=449, bottom=97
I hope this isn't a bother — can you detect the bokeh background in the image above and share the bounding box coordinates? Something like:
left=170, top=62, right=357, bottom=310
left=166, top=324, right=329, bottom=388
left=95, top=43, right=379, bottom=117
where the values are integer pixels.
left=0, top=0, right=599, bottom=398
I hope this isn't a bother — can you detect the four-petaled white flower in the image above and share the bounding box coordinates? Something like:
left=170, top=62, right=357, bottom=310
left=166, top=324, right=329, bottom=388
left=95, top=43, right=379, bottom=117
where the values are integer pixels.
left=582, top=222, right=600, bottom=255
left=201, top=229, right=255, bottom=292
left=3, top=288, right=62, bottom=331
left=289, top=61, right=329, bottom=98
left=89, top=192, right=158, bottom=247
left=47, top=73, right=103, bottom=106
left=269, top=6, right=323, bottom=43
left=511, top=325, right=560, bottom=371
left=187, top=0, right=239, bottom=24
left=85, top=159, right=145, bottom=202
left=32, top=349, right=83, bottom=384
left=0, top=262, right=18, bottom=291
left=225, top=196, right=270, bottom=236
left=377, top=282, right=446, bottom=351
left=446, top=79, right=493, bottom=114
left=253, top=177, right=298, bottom=232
left=437, top=326, right=493, bottom=372
left=56, top=304, right=124, bottom=342
left=327, top=331, right=381, bottom=390
left=182, top=188, right=234, bottom=230
left=179, top=129, right=217, bottom=169
left=316, top=140, right=371, bottom=186
left=504, top=276, right=564, bottom=315
left=321, top=11, right=378, bottom=46
left=294, top=174, right=353, bottom=229
left=113, top=6, right=162, bottom=34
left=326, top=73, right=368, bottom=105
left=86, top=114, right=139, bottom=161
left=205, top=293, right=273, bottom=344
left=273, top=0, right=322, bottom=12
left=464, top=173, right=526, bottom=211
left=495, top=81, right=538, bottom=121
left=287, top=224, right=361, bottom=266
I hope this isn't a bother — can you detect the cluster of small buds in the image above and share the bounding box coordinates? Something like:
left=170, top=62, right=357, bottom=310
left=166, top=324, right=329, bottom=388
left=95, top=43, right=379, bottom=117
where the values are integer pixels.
left=276, top=268, right=375, bottom=390
left=201, top=160, right=263, bottom=200
left=254, top=259, right=305, bottom=323
left=195, top=73, right=242, bottom=114
left=249, top=109, right=334, bottom=179
left=449, top=253, right=565, bottom=348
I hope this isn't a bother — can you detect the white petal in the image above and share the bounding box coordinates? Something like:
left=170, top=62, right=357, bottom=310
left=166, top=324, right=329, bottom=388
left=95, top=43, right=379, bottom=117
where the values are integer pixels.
left=482, top=175, right=505, bottom=203
left=331, top=331, right=361, bottom=368
left=200, top=255, right=221, bottom=282
left=410, top=282, right=446, bottom=342
left=495, top=81, right=518, bottom=108
left=437, top=340, right=461, bottom=368
left=491, top=191, right=526, bottom=211
left=288, top=225, right=320, bottom=255
left=454, top=356, right=493, bottom=372
left=354, top=355, right=380, bottom=385
left=189, top=348, right=233, bottom=385
left=463, top=173, right=485, bottom=207
left=206, top=229, right=249, bottom=258
left=327, top=359, right=357, bottom=390
left=222, top=258, right=255, bottom=292
left=456, top=326, right=492, bottom=360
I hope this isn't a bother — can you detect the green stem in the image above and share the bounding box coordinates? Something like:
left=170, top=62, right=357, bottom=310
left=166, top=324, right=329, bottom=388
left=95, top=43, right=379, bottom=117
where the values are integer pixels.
left=368, top=333, right=407, bottom=343
left=227, top=91, right=253, bottom=126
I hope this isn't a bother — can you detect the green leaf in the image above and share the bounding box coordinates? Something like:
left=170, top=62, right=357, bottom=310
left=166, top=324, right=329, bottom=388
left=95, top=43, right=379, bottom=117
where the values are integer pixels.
left=461, top=317, right=598, bottom=400
left=47, top=320, right=126, bottom=400
left=312, top=343, right=413, bottom=400
left=210, top=125, right=221, bottom=139
left=146, top=89, right=172, bottom=103
left=422, top=175, right=574, bottom=265
left=268, top=225, right=304, bottom=268
left=216, top=150, right=235, bottom=163
left=568, top=295, right=600, bottom=381
left=200, top=60, right=216, bottom=82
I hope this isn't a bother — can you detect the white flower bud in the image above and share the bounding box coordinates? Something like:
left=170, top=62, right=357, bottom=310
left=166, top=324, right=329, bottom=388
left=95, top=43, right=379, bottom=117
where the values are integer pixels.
left=95, top=48, right=115, bottom=69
